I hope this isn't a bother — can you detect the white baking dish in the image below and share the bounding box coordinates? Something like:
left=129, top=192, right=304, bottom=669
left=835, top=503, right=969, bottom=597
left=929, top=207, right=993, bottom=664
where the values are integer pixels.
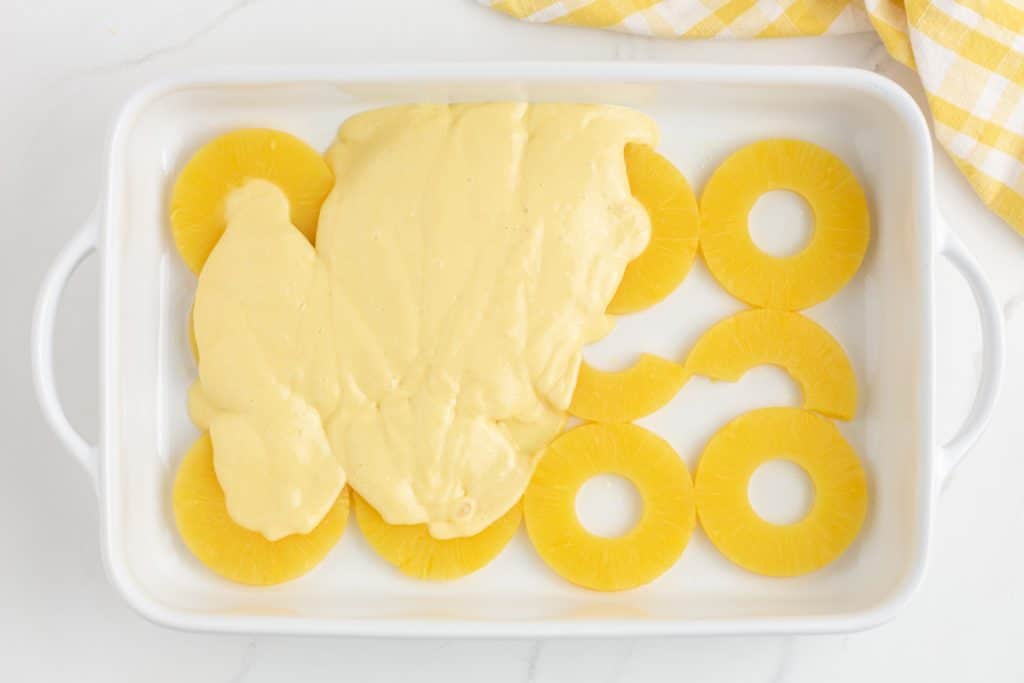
left=31, top=64, right=1005, bottom=637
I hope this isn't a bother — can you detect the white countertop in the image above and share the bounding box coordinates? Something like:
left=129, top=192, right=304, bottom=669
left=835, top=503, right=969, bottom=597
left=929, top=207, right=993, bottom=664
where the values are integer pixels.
left=5, top=1, right=1024, bottom=680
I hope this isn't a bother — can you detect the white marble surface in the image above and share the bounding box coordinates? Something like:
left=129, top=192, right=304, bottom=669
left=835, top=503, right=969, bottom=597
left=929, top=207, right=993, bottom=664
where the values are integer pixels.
left=4, top=1, right=1024, bottom=680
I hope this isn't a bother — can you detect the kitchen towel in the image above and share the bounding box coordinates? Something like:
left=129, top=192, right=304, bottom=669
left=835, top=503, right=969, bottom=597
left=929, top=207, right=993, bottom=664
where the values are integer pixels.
left=482, top=0, right=1024, bottom=236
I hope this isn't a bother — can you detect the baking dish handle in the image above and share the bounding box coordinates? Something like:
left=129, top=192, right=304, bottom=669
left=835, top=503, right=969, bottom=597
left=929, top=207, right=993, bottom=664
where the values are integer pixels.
left=938, top=224, right=1006, bottom=487
left=31, top=211, right=99, bottom=485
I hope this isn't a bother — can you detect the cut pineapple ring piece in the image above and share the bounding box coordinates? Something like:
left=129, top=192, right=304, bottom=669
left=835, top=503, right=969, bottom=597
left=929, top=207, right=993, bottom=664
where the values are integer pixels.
left=685, top=308, right=857, bottom=420
left=700, top=139, right=870, bottom=310
left=353, top=493, right=521, bottom=581
left=173, top=433, right=349, bottom=586
left=607, top=143, right=700, bottom=314
left=170, top=128, right=333, bottom=274
left=524, top=423, right=695, bottom=591
left=569, top=354, right=688, bottom=423
left=695, top=407, right=867, bottom=577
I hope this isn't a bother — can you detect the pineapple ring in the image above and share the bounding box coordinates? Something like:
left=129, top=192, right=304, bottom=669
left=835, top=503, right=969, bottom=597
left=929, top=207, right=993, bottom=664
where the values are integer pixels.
left=694, top=407, right=868, bottom=577
left=607, top=144, right=700, bottom=315
left=173, top=433, right=349, bottom=586
left=352, top=493, right=521, bottom=581
left=524, top=423, right=696, bottom=591
left=700, top=139, right=870, bottom=310
left=684, top=308, right=857, bottom=420
left=170, top=128, right=334, bottom=274
left=569, top=354, right=688, bottom=423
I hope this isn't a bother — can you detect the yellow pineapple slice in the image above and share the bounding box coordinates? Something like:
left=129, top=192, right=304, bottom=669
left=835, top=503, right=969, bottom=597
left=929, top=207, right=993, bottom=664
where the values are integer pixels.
left=694, top=407, right=867, bottom=577
left=700, top=139, right=870, bottom=310
left=524, top=423, right=695, bottom=591
left=685, top=308, right=857, bottom=420
left=353, top=493, right=521, bottom=581
left=169, top=128, right=333, bottom=274
left=173, top=433, right=349, bottom=586
left=569, top=354, right=687, bottom=423
left=607, top=143, right=700, bottom=314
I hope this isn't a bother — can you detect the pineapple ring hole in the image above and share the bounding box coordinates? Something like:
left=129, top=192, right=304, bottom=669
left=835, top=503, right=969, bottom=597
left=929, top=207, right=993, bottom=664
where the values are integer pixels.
left=747, top=459, right=815, bottom=525
left=575, top=474, right=644, bottom=538
left=748, top=190, right=814, bottom=258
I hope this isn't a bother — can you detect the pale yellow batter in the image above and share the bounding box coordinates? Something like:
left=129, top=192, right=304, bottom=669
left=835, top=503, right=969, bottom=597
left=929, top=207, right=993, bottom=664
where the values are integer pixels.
left=190, top=181, right=344, bottom=541
left=191, top=103, right=656, bottom=540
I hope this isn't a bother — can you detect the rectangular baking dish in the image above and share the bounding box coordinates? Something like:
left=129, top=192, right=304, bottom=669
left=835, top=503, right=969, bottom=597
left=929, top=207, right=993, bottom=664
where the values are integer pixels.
left=32, top=64, right=1005, bottom=637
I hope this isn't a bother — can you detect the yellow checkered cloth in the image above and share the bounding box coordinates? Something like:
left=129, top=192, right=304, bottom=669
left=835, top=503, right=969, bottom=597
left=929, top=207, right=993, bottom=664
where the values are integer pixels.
left=482, top=0, right=1024, bottom=236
